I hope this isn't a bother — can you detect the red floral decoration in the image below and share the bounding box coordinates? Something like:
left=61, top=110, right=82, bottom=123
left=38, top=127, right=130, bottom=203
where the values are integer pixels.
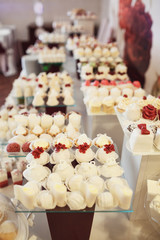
left=32, top=147, right=44, bottom=159
left=142, top=104, right=157, bottom=120
left=103, top=144, right=115, bottom=154
left=78, top=142, right=90, bottom=154
left=119, top=0, right=152, bottom=86
left=38, top=84, right=43, bottom=88
left=65, top=84, right=71, bottom=87
left=55, top=143, right=67, bottom=152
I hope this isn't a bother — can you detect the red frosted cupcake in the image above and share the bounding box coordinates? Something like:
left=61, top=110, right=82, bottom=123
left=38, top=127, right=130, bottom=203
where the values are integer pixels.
left=6, top=143, right=20, bottom=153
left=22, top=142, right=31, bottom=153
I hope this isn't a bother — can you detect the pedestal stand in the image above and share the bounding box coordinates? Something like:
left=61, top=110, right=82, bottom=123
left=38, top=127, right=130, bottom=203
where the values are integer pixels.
left=46, top=206, right=95, bottom=240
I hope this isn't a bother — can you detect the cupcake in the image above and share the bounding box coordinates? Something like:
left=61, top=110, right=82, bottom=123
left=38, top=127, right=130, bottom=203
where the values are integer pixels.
left=26, top=147, right=50, bottom=165
left=75, top=162, right=98, bottom=179
left=134, top=88, right=146, bottom=98
left=65, top=174, right=84, bottom=192
left=74, top=134, right=92, bottom=147
left=53, top=133, right=73, bottom=149
left=48, top=124, right=61, bottom=137
left=31, top=139, right=50, bottom=151
left=93, top=134, right=113, bottom=148
left=46, top=173, right=62, bottom=190
left=6, top=143, right=20, bottom=153
left=13, top=125, right=28, bottom=136
left=67, top=111, right=81, bottom=130
left=97, top=192, right=117, bottom=209
left=102, top=96, right=114, bottom=114
left=122, top=88, right=133, bottom=98
left=31, top=125, right=44, bottom=136
left=124, top=103, right=141, bottom=121
left=52, top=161, right=74, bottom=182
left=99, top=161, right=124, bottom=178
left=40, top=114, right=53, bottom=130
left=32, top=92, right=44, bottom=107
left=110, top=87, right=121, bottom=102
left=89, top=97, right=101, bottom=113
left=28, top=114, right=41, bottom=129
left=36, top=190, right=56, bottom=209
left=75, top=145, right=95, bottom=163
left=51, top=148, right=74, bottom=164
left=117, top=95, right=131, bottom=113
left=67, top=191, right=86, bottom=210
left=53, top=112, right=65, bottom=128
left=96, top=144, right=118, bottom=164
left=22, top=142, right=31, bottom=153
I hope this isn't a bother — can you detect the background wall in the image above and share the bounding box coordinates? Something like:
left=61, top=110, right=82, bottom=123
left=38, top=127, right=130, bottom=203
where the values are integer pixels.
left=0, top=0, right=102, bottom=41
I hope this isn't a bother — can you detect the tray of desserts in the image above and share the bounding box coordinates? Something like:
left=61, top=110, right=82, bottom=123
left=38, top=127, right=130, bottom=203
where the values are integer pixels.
left=11, top=71, right=75, bottom=107
left=82, top=79, right=145, bottom=116
left=5, top=111, right=82, bottom=157
left=10, top=132, right=133, bottom=213
left=145, top=172, right=160, bottom=234
left=0, top=102, right=39, bottom=144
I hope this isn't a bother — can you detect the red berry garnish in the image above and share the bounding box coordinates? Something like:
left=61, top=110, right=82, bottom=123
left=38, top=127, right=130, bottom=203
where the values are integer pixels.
left=55, top=143, right=67, bottom=152
left=78, top=142, right=90, bottom=153
left=123, top=94, right=128, bottom=98
left=38, top=84, right=43, bottom=88
left=103, top=144, right=115, bottom=154
left=32, top=147, right=44, bottom=159
left=143, top=96, right=147, bottom=100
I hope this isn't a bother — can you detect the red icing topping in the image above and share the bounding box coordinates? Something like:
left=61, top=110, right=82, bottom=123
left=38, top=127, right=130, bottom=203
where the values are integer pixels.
left=38, top=84, right=43, bottom=88
left=93, top=80, right=99, bottom=87
left=141, top=128, right=150, bottom=135
left=97, top=72, right=103, bottom=75
left=142, top=104, right=157, bottom=120
left=123, top=94, right=128, bottom=98
left=86, top=72, right=92, bottom=76
left=32, top=147, right=44, bottom=159
left=55, top=143, right=67, bottom=152
left=27, top=78, right=31, bottom=82
left=133, top=81, right=141, bottom=88
left=85, top=80, right=91, bottom=86
left=110, top=81, right=116, bottom=86
left=143, top=96, right=147, bottom=100
left=103, top=144, right=115, bottom=154
left=36, top=78, right=39, bottom=82
left=101, top=79, right=109, bottom=86
left=138, top=124, right=146, bottom=129
left=65, top=84, right=71, bottom=87
left=78, top=142, right=90, bottom=153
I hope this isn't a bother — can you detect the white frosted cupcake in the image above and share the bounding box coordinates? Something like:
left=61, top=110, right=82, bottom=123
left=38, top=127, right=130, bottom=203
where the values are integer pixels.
left=97, top=192, right=118, bottom=209
left=28, top=114, right=41, bottom=129
left=96, top=144, right=118, bottom=164
left=67, top=191, right=86, bottom=210
left=75, top=147, right=95, bottom=163
left=46, top=173, right=62, bottom=190
left=31, top=125, right=44, bottom=136
left=53, top=112, right=65, bottom=128
left=122, top=88, right=133, bottom=98
left=87, top=176, right=105, bottom=194
left=53, top=133, right=73, bottom=148
left=93, top=134, right=113, bottom=148
left=65, top=174, right=84, bottom=192
left=74, top=134, right=92, bottom=147
left=36, top=190, right=56, bottom=209
left=48, top=124, right=61, bottom=137
left=52, top=161, right=74, bottom=182
left=26, top=147, right=50, bottom=165
left=41, top=114, right=53, bottom=130
left=51, top=148, right=74, bottom=164
left=75, top=162, right=98, bottom=179
left=124, top=103, right=141, bottom=121
left=67, top=111, right=81, bottom=130
left=99, top=161, right=124, bottom=178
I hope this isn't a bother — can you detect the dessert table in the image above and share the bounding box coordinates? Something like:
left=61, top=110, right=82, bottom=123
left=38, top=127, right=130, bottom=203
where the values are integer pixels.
left=115, top=107, right=160, bottom=220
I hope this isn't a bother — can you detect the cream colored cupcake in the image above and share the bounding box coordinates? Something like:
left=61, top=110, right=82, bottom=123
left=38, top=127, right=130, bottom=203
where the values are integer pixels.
left=89, top=97, right=101, bottom=113
left=102, top=96, right=114, bottom=114
left=31, top=125, right=44, bottom=136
